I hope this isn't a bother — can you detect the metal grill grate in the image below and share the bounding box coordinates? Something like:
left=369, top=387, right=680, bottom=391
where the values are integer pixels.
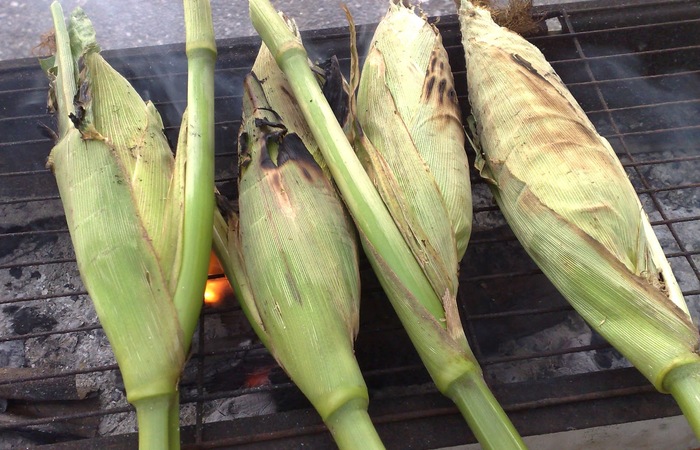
left=0, top=0, right=699, bottom=448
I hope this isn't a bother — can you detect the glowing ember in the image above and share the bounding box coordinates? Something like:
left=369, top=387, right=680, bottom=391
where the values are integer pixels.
left=208, top=252, right=224, bottom=274
left=244, top=367, right=274, bottom=388
left=204, top=253, right=231, bottom=305
left=204, top=277, right=231, bottom=305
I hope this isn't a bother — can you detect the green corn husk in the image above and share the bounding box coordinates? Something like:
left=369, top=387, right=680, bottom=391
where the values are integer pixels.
left=358, top=2, right=472, bottom=261
left=247, top=1, right=525, bottom=448
left=352, top=3, right=524, bottom=447
left=212, top=25, right=384, bottom=449
left=457, top=0, right=700, bottom=437
left=43, top=2, right=215, bottom=448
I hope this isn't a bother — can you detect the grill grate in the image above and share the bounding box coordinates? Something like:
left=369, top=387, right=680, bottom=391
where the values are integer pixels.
left=1, top=0, right=699, bottom=448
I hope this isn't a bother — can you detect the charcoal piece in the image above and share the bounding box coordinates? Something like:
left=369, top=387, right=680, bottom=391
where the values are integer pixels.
left=9, top=267, right=22, bottom=279
left=0, top=397, right=100, bottom=442
left=0, top=367, right=95, bottom=401
left=0, top=216, right=66, bottom=259
left=9, top=307, right=57, bottom=336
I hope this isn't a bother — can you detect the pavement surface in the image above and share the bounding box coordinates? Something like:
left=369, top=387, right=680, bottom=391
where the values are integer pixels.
left=0, top=0, right=462, bottom=62
left=0, top=0, right=584, bottom=62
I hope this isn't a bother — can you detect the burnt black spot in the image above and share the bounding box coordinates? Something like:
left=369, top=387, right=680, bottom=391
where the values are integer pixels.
left=250, top=71, right=264, bottom=84
left=10, top=307, right=58, bottom=336
left=280, top=85, right=293, bottom=100
left=424, top=76, right=436, bottom=101
left=68, top=109, right=84, bottom=129
left=69, top=75, right=91, bottom=130
left=238, top=131, right=249, bottom=157
left=277, top=133, right=319, bottom=169
left=75, top=79, right=90, bottom=110
left=447, top=88, right=457, bottom=103
left=254, top=116, right=286, bottom=131
left=238, top=131, right=251, bottom=174
left=319, top=56, right=349, bottom=125
left=437, top=79, right=447, bottom=103
left=216, top=193, right=239, bottom=219
left=301, top=168, right=313, bottom=181
left=511, top=53, right=547, bottom=81
left=259, top=128, right=287, bottom=169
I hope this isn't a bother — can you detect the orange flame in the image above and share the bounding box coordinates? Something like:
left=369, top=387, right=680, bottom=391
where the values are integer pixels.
left=204, top=252, right=232, bottom=306
left=204, top=277, right=231, bottom=305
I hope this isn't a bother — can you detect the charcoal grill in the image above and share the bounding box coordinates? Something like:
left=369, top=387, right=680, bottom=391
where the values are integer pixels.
left=1, top=0, right=699, bottom=448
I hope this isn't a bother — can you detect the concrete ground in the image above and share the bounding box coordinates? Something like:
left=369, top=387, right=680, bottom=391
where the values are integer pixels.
left=0, top=0, right=580, bottom=62
left=1, top=0, right=457, bottom=62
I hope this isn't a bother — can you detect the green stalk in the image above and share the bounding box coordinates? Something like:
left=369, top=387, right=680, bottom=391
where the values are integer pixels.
left=49, top=2, right=77, bottom=138
left=46, top=3, right=216, bottom=448
left=665, top=362, right=700, bottom=437
left=174, top=0, right=217, bottom=348
left=134, top=395, right=173, bottom=450
left=248, top=1, right=524, bottom=448
left=326, top=398, right=384, bottom=450
left=446, top=373, right=526, bottom=449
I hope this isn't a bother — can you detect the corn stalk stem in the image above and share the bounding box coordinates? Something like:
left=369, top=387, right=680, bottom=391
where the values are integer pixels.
left=665, top=362, right=700, bottom=439
left=49, top=2, right=77, bottom=138
left=446, top=372, right=527, bottom=450
left=174, top=0, right=217, bottom=348
left=326, top=398, right=384, bottom=450
left=134, top=395, right=174, bottom=450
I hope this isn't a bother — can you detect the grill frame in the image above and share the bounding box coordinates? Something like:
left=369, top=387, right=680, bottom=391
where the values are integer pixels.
left=1, top=0, right=699, bottom=448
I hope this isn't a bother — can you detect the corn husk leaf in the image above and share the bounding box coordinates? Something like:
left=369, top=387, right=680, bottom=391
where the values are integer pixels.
left=355, top=0, right=474, bottom=363
left=44, top=4, right=186, bottom=401
left=215, top=48, right=367, bottom=423
left=359, top=2, right=472, bottom=259
left=211, top=21, right=390, bottom=447
left=460, top=1, right=699, bottom=392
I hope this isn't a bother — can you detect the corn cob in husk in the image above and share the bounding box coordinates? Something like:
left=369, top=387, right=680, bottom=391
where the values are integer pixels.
left=457, top=0, right=700, bottom=436
left=352, top=3, right=524, bottom=447
left=247, top=1, right=525, bottom=448
left=357, top=2, right=472, bottom=261
left=42, top=3, right=215, bottom=448
left=212, top=21, right=384, bottom=449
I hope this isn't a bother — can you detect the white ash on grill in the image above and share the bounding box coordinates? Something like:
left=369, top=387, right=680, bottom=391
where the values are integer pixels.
left=0, top=241, right=286, bottom=446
